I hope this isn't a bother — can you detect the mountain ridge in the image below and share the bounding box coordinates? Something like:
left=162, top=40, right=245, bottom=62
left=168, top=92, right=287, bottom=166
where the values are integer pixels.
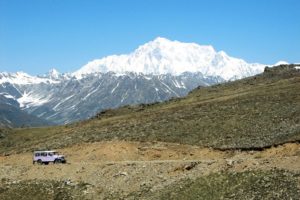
left=1, top=37, right=271, bottom=82
left=0, top=38, right=292, bottom=126
left=0, top=71, right=223, bottom=125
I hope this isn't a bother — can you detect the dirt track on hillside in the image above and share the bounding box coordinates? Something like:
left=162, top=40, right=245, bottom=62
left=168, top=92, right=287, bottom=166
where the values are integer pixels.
left=0, top=141, right=299, bottom=198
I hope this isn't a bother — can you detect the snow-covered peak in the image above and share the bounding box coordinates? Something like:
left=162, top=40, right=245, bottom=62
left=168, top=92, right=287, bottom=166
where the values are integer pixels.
left=47, top=68, right=60, bottom=79
left=72, top=37, right=266, bottom=80
left=274, top=61, right=289, bottom=66
left=0, top=71, right=60, bottom=85
left=149, top=37, right=172, bottom=45
left=39, top=68, right=72, bottom=81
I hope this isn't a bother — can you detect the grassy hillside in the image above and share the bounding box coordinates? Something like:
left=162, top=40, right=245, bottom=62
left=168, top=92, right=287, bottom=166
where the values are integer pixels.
left=0, top=65, right=299, bottom=154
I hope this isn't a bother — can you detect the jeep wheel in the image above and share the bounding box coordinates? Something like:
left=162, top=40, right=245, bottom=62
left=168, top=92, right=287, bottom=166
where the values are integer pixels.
left=54, top=159, right=62, bottom=164
left=37, top=159, right=42, bottom=165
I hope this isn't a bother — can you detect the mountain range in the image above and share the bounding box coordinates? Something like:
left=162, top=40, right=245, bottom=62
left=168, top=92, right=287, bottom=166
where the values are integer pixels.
left=0, top=37, right=278, bottom=126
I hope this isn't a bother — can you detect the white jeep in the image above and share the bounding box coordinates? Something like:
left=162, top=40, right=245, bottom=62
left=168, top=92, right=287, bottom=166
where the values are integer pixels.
left=33, top=150, right=66, bottom=165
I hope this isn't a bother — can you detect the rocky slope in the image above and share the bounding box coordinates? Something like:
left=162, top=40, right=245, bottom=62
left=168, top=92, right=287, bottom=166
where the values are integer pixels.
left=0, top=93, right=52, bottom=128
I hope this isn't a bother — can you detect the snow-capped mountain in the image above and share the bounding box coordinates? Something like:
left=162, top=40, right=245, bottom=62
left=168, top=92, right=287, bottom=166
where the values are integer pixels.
left=0, top=37, right=273, bottom=125
left=274, top=61, right=289, bottom=66
left=0, top=71, right=222, bottom=125
left=73, top=37, right=265, bottom=80
left=0, top=71, right=60, bottom=85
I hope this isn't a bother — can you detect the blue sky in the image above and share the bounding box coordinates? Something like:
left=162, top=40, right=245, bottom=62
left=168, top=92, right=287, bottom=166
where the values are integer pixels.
left=0, top=0, right=299, bottom=75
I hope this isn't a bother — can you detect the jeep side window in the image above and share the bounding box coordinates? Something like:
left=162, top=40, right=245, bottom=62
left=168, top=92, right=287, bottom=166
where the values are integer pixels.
left=42, top=152, right=47, bottom=156
left=48, top=153, right=53, bottom=156
left=35, top=153, right=40, bottom=156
